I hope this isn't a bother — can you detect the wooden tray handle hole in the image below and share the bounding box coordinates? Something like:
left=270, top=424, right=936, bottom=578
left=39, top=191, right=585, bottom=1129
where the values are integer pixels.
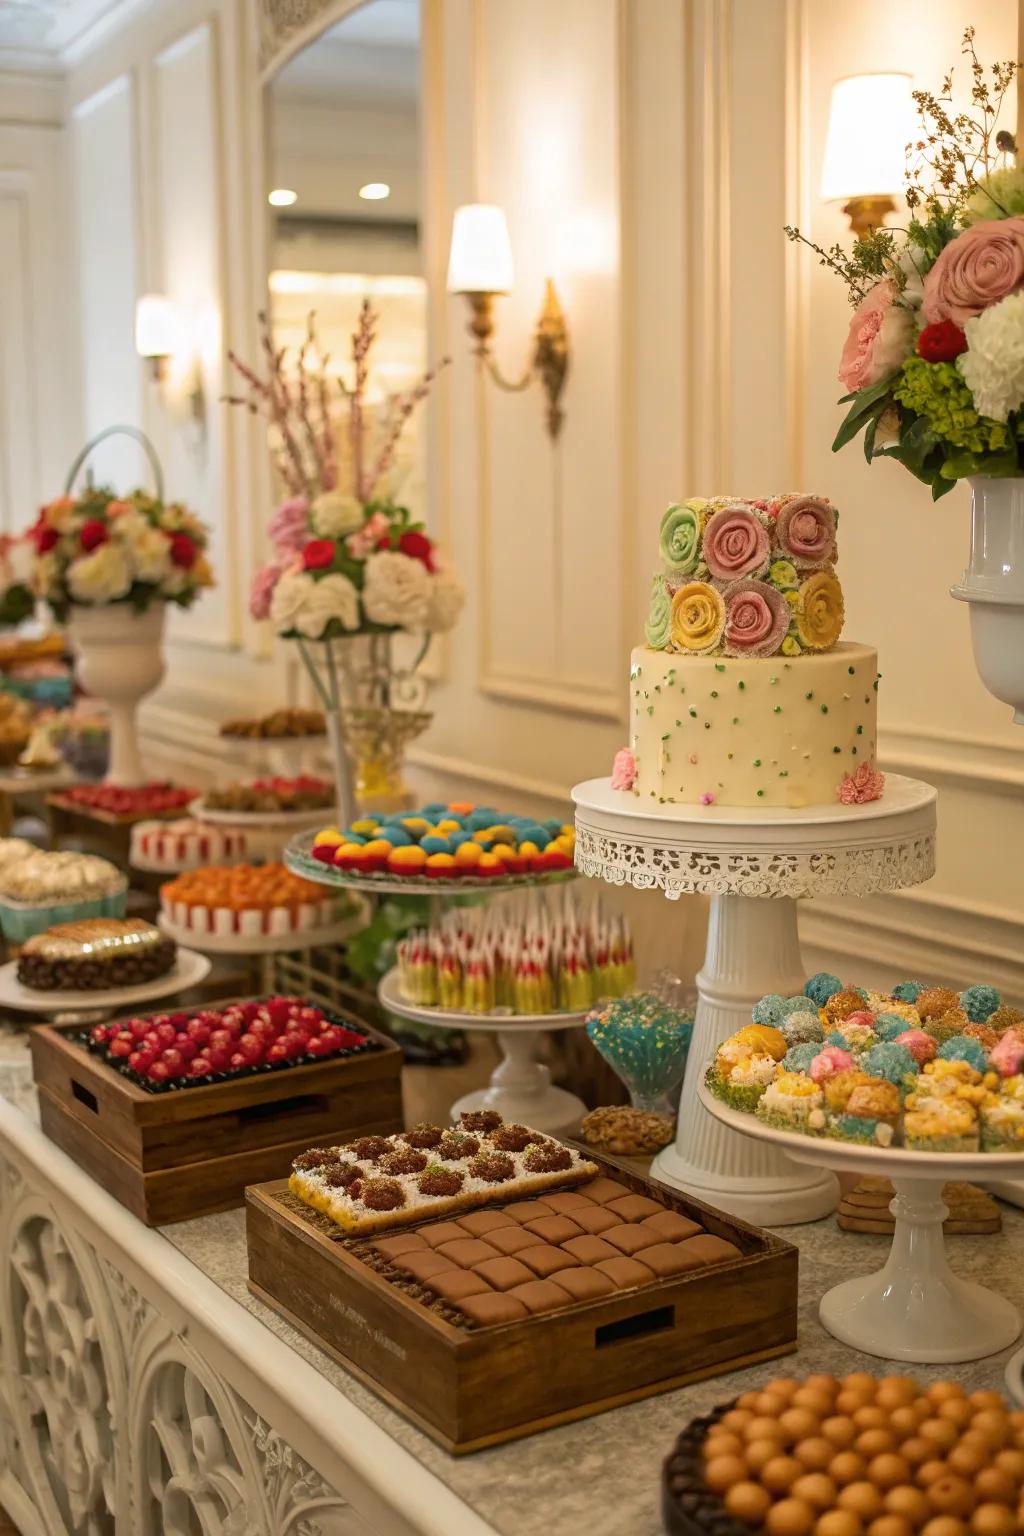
left=237, top=1093, right=330, bottom=1125
left=595, top=1304, right=674, bottom=1349
left=71, top=1080, right=99, bottom=1115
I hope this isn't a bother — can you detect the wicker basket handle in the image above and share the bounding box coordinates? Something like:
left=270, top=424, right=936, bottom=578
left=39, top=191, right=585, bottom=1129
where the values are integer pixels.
left=63, top=426, right=165, bottom=501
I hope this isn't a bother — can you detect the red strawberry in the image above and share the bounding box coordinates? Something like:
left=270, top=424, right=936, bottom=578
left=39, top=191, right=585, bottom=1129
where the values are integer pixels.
left=160, top=1048, right=185, bottom=1076
left=128, top=1049, right=155, bottom=1072
left=317, top=1026, right=343, bottom=1051
left=154, top=1022, right=177, bottom=1046
left=207, top=1029, right=233, bottom=1053
left=147, top=1060, right=171, bottom=1083
left=185, top=1019, right=211, bottom=1045
left=109, top=1037, right=133, bottom=1059
left=89, top=1023, right=111, bottom=1045
left=265, top=1042, right=290, bottom=1063
left=188, top=1056, right=212, bottom=1078
left=279, top=1031, right=307, bottom=1058
left=237, top=1034, right=264, bottom=1064
left=206, top=1047, right=231, bottom=1072
left=173, top=1037, right=198, bottom=1063
left=229, top=1052, right=247, bottom=1071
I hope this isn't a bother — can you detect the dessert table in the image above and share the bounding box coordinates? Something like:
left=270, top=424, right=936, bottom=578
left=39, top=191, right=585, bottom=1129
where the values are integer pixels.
left=1, top=1031, right=1024, bottom=1536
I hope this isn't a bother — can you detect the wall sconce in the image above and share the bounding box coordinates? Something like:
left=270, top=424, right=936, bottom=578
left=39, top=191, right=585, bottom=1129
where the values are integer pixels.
left=446, top=203, right=570, bottom=440
left=821, top=73, right=914, bottom=238
left=134, top=292, right=205, bottom=429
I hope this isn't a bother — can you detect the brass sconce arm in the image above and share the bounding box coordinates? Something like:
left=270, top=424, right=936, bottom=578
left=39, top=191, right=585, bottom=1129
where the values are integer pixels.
left=458, top=279, right=570, bottom=439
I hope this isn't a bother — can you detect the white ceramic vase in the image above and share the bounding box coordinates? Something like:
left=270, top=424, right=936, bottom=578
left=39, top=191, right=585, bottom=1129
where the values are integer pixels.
left=67, top=602, right=166, bottom=784
left=950, top=476, right=1024, bottom=724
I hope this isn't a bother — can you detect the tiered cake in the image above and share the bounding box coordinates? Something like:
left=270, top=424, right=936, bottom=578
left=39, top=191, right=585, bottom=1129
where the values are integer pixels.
left=625, top=495, right=882, bottom=809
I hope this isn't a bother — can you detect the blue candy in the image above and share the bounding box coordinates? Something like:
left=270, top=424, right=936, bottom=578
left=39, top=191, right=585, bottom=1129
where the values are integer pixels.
left=340, top=832, right=366, bottom=845
left=782, top=1043, right=819, bottom=1073
left=382, top=826, right=413, bottom=847
left=447, top=830, right=474, bottom=849
left=864, top=1042, right=917, bottom=1084
left=467, top=810, right=496, bottom=831
left=938, top=1036, right=988, bottom=1073
left=421, top=802, right=448, bottom=817
left=517, top=823, right=550, bottom=847
left=892, top=981, right=923, bottom=1003
left=421, top=834, right=451, bottom=855
left=875, top=1013, right=909, bottom=1042
left=804, top=972, right=842, bottom=1007
left=752, top=994, right=786, bottom=1026
left=961, top=984, right=1000, bottom=1023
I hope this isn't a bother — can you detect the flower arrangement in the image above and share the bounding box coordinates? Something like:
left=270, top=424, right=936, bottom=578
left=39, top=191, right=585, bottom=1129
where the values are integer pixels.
left=227, top=303, right=464, bottom=642
left=0, top=488, right=213, bottom=623
left=644, top=495, right=844, bottom=659
left=788, top=29, right=1024, bottom=498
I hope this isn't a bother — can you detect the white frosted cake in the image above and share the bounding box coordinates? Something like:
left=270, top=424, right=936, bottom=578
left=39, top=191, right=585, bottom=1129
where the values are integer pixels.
left=619, top=496, right=883, bottom=809
left=131, top=817, right=248, bottom=871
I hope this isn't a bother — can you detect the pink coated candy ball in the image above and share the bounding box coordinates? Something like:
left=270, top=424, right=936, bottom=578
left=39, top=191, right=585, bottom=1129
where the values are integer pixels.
left=989, top=1030, right=1024, bottom=1078
left=894, top=1028, right=936, bottom=1066
left=809, top=1044, right=853, bottom=1083
left=842, top=1010, right=876, bottom=1030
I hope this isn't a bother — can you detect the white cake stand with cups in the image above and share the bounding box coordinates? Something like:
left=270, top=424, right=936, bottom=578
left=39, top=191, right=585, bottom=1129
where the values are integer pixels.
left=157, top=898, right=369, bottom=992
left=572, top=774, right=938, bottom=1225
left=699, top=1076, right=1022, bottom=1363
left=378, top=967, right=588, bottom=1133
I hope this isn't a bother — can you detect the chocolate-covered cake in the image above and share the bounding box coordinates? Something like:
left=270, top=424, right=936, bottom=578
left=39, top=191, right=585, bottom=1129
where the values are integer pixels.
left=663, top=1372, right=1024, bottom=1535
left=17, top=918, right=176, bottom=992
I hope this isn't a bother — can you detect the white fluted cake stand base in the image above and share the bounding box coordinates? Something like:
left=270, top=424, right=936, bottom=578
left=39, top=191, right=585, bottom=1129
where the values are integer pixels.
left=573, top=775, right=937, bottom=1225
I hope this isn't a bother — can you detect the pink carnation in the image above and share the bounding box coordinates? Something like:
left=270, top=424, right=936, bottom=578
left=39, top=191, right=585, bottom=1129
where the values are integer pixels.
left=838, top=280, right=913, bottom=393
left=722, top=579, right=788, bottom=658
left=838, top=762, right=885, bottom=805
left=346, top=509, right=391, bottom=561
left=922, top=217, right=1024, bottom=328
left=703, top=505, right=770, bottom=581
left=249, top=561, right=283, bottom=621
left=895, top=1029, right=937, bottom=1067
left=611, top=747, right=637, bottom=791
left=268, top=496, right=310, bottom=555
left=775, top=496, right=836, bottom=569
left=809, top=1045, right=853, bottom=1083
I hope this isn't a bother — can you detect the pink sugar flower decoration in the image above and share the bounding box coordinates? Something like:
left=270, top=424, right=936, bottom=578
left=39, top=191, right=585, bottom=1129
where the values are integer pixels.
left=611, top=747, right=637, bottom=791
left=700, top=792, right=716, bottom=806
left=249, top=561, right=283, bottom=621
left=895, top=1029, right=937, bottom=1067
left=722, top=578, right=789, bottom=658
left=703, top=504, right=770, bottom=581
left=838, top=762, right=885, bottom=805
left=809, top=1044, right=853, bottom=1083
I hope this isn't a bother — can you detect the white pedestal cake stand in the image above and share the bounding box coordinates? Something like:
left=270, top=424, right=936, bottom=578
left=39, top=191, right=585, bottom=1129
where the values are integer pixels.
left=699, top=1077, right=1022, bottom=1363
left=572, top=774, right=937, bottom=1225
left=378, top=968, right=588, bottom=1134
left=0, top=947, right=211, bottom=1023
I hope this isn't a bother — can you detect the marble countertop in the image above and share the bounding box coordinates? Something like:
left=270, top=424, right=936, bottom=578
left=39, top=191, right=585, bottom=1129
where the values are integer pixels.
left=4, top=1021, right=1024, bottom=1536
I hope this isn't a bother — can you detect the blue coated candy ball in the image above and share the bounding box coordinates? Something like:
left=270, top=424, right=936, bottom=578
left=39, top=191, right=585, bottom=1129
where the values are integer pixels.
left=543, top=818, right=563, bottom=837
left=447, top=830, right=474, bottom=849
left=780, top=995, right=814, bottom=1020
left=421, top=802, right=448, bottom=817
left=960, top=984, right=1000, bottom=1023
left=864, top=1042, right=917, bottom=1084
left=825, top=1030, right=850, bottom=1049
left=782, top=1042, right=819, bottom=1073
left=875, top=1013, right=909, bottom=1042
left=340, top=831, right=366, bottom=845
left=751, top=994, right=785, bottom=1026
left=938, top=1035, right=988, bottom=1073
left=467, top=810, right=495, bottom=831
left=892, top=981, right=923, bottom=1004
left=517, top=823, right=550, bottom=848
left=421, top=834, right=451, bottom=855
left=781, top=1012, right=824, bottom=1047
left=443, top=813, right=467, bottom=828
left=804, top=972, right=842, bottom=1007
left=382, top=826, right=413, bottom=847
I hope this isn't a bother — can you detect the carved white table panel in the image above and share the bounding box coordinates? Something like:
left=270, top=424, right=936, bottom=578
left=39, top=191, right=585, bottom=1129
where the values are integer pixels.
left=0, top=1099, right=496, bottom=1536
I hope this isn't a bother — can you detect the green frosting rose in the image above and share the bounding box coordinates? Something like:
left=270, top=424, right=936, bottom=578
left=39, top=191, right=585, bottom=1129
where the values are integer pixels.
left=770, top=559, right=799, bottom=591
left=644, top=575, right=673, bottom=649
left=659, top=501, right=704, bottom=574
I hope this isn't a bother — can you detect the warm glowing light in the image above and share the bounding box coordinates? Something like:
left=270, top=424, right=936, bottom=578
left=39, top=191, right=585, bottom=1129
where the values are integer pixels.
left=820, top=74, right=915, bottom=201
left=358, top=182, right=391, bottom=201
left=447, top=204, right=514, bottom=294
left=134, top=293, right=177, bottom=359
left=268, top=188, right=298, bottom=208
left=268, top=271, right=426, bottom=298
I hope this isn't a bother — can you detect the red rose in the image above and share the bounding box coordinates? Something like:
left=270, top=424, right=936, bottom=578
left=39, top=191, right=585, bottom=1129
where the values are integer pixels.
left=80, top=519, right=109, bottom=552
left=169, top=533, right=197, bottom=568
left=376, top=534, right=393, bottom=551
left=33, top=524, right=59, bottom=554
left=917, top=320, right=967, bottom=364
left=302, top=539, right=336, bottom=571
left=398, top=529, right=435, bottom=571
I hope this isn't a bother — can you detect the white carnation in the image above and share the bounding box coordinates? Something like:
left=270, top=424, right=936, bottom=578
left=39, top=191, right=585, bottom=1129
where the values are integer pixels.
left=361, top=550, right=431, bottom=629
left=67, top=543, right=132, bottom=604
left=424, top=565, right=466, bottom=633
left=311, top=491, right=363, bottom=538
left=958, top=292, right=1024, bottom=423
left=270, top=568, right=359, bottom=639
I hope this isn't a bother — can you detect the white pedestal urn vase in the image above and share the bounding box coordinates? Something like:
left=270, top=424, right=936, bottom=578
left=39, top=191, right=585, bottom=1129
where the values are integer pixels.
left=951, top=476, right=1024, bottom=722
left=67, top=602, right=166, bottom=785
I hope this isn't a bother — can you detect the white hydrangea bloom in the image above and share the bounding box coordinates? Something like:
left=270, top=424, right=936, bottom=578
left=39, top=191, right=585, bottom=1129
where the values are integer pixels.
left=311, top=491, right=364, bottom=538
left=361, top=550, right=431, bottom=629
left=270, top=568, right=359, bottom=639
left=423, top=565, right=466, bottom=633
left=113, top=512, right=171, bottom=583
left=67, top=543, right=132, bottom=604
left=958, top=292, right=1024, bottom=422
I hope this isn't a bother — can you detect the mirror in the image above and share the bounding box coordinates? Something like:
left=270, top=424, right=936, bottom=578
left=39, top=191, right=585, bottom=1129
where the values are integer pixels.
left=265, top=0, right=425, bottom=511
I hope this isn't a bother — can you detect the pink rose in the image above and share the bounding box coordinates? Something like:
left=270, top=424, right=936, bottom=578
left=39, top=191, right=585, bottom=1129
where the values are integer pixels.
left=838, top=762, right=885, bottom=805
left=895, top=1029, right=937, bottom=1067
left=703, top=505, right=770, bottom=581
left=838, top=280, right=913, bottom=393
left=775, top=496, right=836, bottom=569
left=922, top=217, right=1024, bottom=328
left=611, top=747, right=636, bottom=791
left=722, top=579, right=788, bottom=658
left=809, top=1045, right=853, bottom=1083
left=268, top=496, right=310, bottom=555
left=345, top=510, right=391, bottom=561
left=249, top=561, right=283, bottom=621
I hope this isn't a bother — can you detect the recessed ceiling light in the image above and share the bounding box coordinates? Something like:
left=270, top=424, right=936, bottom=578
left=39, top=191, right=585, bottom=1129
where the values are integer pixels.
left=359, top=182, right=391, bottom=201
left=268, top=188, right=298, bottom=208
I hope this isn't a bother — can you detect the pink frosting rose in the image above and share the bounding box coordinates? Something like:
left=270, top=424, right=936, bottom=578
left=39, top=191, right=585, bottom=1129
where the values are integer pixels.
left=775, top=496, right=836, bottom=569
left=838, top=762, right=885, bottom=805
left=611, top=747, right=637, bottom=791
left=703, top=505, right=770, bottom=581
left=809, top=1044, right=853, bottom=1083
left=895, top=1029, right=937, bottom=1067
left=922, top=217, right=1024, bottom=328
left=722, top=578, right=789, bottom=658
left=249, top=561, right=283, bottom=621
left=838, top=279, right=914, bottom=393
left=990, top=1029, right=1024, bottom=1079
left=268, top=496, right=310, bottom=555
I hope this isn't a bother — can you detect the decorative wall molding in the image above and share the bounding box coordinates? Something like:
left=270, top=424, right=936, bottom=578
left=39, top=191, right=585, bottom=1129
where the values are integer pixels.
left=881, top=723, right=1024, bottom=796
left=257, top=0, right=366, bottom=80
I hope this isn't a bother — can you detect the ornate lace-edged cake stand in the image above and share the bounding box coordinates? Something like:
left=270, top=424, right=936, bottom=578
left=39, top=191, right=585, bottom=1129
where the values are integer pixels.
left=378, top=968, right=588, bottom=1133
left=699, top=1077, right=1022, bottom=1363
left=572, top=774, right=937, bottom=1224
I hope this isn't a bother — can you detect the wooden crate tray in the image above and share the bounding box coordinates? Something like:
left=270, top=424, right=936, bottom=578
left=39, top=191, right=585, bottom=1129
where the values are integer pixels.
left=30, top=1002, right=404, bottom=1226
left=246, top=1157, right=798, bottom=1452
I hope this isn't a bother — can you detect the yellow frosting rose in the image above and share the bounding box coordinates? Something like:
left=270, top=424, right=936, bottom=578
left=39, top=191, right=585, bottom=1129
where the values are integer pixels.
left=670, top=580, right=725, bottom=654
left=796, top=571, right=844, bottom=650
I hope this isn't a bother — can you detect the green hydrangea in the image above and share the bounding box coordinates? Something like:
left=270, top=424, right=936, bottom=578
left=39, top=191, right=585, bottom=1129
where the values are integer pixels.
left=963, top=167, right=1024, bottom=225
left=893, top=357, right=1011, bottom=454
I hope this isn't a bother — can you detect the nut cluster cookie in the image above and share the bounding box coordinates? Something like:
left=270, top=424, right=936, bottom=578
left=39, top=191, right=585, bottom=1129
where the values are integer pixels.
left=581, top=1105, right=675, bottom=1156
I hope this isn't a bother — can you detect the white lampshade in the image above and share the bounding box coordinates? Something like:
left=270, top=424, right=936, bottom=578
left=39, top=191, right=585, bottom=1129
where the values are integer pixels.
left=446, top=204, right=514, bottom=294
left=820, top=73, right=915, bottom=201
left=135, top=293, right=177, bottom=359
